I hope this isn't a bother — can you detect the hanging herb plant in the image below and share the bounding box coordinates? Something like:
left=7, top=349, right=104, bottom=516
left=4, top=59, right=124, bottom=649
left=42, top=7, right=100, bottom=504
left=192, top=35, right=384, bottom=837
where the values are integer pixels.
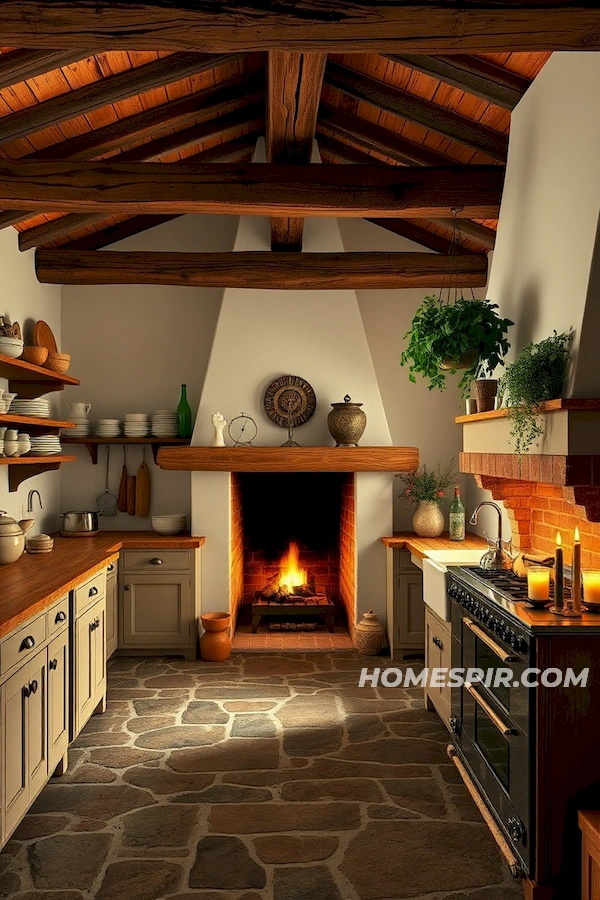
left=498, top=331, right=572, bottom=455
left=400, top=295, right=513, bottom=398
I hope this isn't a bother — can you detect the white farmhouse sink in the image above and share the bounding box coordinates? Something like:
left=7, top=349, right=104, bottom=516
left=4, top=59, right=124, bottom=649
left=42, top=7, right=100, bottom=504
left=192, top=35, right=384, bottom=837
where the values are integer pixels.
left=425, top=549, right=485, bottom=565
left=422, top=550, right=485, bottom=621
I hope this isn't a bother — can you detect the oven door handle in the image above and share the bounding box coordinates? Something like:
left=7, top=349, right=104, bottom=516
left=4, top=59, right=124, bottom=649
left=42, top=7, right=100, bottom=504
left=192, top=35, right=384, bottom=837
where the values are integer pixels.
left=465, top=682, right=515, bottom=737
left=463, top=617, right=518, bottom=663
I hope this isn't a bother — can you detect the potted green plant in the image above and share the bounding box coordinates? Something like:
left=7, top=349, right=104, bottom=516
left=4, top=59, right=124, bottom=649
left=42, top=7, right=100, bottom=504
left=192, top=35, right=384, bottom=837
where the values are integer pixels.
left=400, top=296, right=513, bottom=398
left=397, top=460, right=456, bottom=537
left=498, top=331, right=572, bottom=455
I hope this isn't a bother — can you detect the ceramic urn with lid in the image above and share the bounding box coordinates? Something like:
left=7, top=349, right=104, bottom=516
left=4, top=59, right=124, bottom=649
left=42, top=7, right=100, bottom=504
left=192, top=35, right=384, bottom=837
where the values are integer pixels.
left=327, top=395, right=367, bottom=447
left=0, top=512, right=35, bottom=564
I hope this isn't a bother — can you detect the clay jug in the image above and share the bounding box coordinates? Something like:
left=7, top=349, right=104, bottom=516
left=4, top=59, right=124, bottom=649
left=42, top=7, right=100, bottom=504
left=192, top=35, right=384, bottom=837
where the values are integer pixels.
left=200, top=612, right=232, bottom=661
left=354, top=608, right=386, bottom=656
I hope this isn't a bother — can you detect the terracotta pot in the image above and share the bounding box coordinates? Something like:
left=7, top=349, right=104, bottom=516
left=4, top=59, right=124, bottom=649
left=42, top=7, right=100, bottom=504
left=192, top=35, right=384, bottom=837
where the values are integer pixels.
left=200, top=612, right=231, bottom=661
left=412, top=500, right=445, bottom=538
left=354, top=608, right=386, bottom=656
left=475, top=379, right=498, bottom=413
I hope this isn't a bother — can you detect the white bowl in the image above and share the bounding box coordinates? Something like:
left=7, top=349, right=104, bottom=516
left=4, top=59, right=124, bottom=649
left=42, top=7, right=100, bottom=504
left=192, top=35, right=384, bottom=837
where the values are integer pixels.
left=152, top=522, right=186, bottom=535
left=0, top=338, right=24, bottom=358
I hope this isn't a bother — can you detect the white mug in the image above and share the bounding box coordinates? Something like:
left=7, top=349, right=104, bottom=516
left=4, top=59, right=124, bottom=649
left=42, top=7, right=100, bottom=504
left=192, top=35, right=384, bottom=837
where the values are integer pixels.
left=69, top=402, right=91, bottom=418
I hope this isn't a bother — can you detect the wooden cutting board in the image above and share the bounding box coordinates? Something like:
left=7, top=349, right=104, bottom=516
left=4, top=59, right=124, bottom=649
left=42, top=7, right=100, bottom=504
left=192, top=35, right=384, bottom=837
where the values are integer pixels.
left=117, top=454, right=128, bottom=513
left=33, top=320, right=58, bottom=353
left=135, top=458, right=151, bottom=517
left=127, top=475, right=136, bottom=516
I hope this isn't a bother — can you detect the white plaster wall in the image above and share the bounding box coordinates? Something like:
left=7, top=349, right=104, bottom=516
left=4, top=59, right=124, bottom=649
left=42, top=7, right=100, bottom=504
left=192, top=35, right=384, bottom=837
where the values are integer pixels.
left=0, top=229, right=62, bottom=534
left=338, top=218, right=471, bottom=531
left=60, top=214, right=238, bottom=529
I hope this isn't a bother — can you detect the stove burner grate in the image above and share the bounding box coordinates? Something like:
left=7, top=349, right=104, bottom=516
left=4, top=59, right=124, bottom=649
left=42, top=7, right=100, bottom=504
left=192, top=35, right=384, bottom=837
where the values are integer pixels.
left=463, top=566, right=569, bottom=602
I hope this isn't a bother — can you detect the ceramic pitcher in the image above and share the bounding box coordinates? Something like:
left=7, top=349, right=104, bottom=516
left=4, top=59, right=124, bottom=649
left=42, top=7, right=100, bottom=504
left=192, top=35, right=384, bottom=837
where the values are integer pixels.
left=69, top=402, right=91, bottom=418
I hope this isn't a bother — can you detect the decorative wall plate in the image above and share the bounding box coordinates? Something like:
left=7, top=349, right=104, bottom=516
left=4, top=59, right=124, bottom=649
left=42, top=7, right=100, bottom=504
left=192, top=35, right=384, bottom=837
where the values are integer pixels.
left=263, top=375, right=316, bottom=429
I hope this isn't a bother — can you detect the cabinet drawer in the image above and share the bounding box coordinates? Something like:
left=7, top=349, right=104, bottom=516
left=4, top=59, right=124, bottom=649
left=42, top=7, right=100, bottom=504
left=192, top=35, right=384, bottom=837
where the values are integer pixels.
left=47, top=595, right=69, bottom=637
left=121, top=549, right=191, bottom=573
left=1, top=614, right=47, bottom=677
left=73, top=570, right=106, bottom=616
left=106, top=560, right=118, bottom=580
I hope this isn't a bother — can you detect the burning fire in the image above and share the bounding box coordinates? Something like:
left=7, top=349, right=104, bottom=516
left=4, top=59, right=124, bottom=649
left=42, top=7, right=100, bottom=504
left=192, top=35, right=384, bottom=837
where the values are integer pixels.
left=278, top=542, right=307, bottom=592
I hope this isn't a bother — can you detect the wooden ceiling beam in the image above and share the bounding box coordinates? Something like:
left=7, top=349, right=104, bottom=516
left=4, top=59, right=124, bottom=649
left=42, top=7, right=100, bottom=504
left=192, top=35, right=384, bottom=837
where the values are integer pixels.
left=318, top=103, right=449, bottom=167
left=0, top=51, right=243, bottom=145
left=0, top=161, right=504, bottom=219
left=35, top=249, right=489, bottom=289
left=318, top=136, right=495, bottom=252
left=266, top=51, right=326, bottom=251
left=0, top=2, right=597, bottom=52
left=0, top=49, right=94, bottom=89
left=18, top=109, right=265, bottom=250
left=386, top=54, right=531, bottom=111
left=325, top=62, right=509, bottom=161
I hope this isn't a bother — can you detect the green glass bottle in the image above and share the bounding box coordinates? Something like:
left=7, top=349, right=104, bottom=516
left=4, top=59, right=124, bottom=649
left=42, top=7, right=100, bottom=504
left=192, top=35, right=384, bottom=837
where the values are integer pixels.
left=177, top=384, right=192, bottom=438
left=449, top=485, right=465, bottom=541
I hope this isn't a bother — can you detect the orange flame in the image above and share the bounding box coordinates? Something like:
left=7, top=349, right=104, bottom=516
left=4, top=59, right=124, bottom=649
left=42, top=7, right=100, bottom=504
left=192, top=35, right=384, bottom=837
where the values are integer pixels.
left=278, top=542, right=307, bottom=591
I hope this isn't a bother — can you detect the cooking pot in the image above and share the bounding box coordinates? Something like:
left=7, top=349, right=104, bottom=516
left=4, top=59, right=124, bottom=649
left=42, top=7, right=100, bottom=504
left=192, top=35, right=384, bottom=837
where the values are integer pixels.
left=60, top=511, right=99, bottom=534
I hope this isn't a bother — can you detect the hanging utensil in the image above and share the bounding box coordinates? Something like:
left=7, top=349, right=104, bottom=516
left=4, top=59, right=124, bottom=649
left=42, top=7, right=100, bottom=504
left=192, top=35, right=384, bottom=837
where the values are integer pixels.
left=96, top=445, right=118, bottom=517
left=127, top=468, right=137, bottom=516
left=135, top=446, right=151, bottom=517
left=117, top=445, right=128, bottom=513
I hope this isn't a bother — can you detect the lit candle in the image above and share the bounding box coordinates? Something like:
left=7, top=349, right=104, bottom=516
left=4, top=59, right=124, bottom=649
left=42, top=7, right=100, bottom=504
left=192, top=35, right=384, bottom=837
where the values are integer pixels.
left=527, top=566, right=550, bottom=601
left=554, top=532, right=564, bottom=610
left=583, top=571, right=600, bottom=608
left=572, top=526, right=582, bottom=613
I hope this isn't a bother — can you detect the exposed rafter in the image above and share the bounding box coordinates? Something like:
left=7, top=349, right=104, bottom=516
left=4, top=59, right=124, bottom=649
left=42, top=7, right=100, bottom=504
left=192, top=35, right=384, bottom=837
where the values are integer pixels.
left=0, top=52, right=242, bottom=145
left=18, top=109, right=265, bottom=250
left=365, top=219, right=478, bottom=256
left=0, top=162, right=504, bottom=219
left=385, top=55, right=531, bottom=110
left=325, top=62, right=509, bottom=161
left=35, top=249, right=488, bottom=289
left=0, top=49, right=93, bottom=89
left=0, top=2, right=596, bottom=52
left=266, top=51, right=326, bottom=251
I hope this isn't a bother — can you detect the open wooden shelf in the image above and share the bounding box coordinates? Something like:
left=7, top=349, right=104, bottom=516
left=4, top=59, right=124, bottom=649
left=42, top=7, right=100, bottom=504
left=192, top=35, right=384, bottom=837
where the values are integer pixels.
left=0, top=413, right=75, bottom=433
left=156, top=445, right=419, bottom=473
left=455, top=398, right=600, bottom=424
left=0, top=353, right=80, bottom=399
left=62, top=436, right=190, bottom=464
left=0, top=455, right=76, bottom=492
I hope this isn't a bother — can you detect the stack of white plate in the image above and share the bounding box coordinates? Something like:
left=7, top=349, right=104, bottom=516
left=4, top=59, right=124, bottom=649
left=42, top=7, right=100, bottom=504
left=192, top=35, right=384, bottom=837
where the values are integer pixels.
left=30, top=435, right=62, bottom=455
left=11, top=398, right=50, bottom=418
left=0, top=336, right=24, bottom=358
left=67, top=418, right=90, bottom=436
left=96, top=418, right=121, bottom=437
left=151, top=514, right=187, bottom=535
left=124, top=413, right=150, bottom=438
left=151, top=409, right=179, bottom=437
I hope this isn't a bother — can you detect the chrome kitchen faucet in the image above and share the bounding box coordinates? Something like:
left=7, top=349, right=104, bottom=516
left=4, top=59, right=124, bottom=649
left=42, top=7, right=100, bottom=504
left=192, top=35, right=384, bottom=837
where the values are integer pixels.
left=469, top=501, right=513, bottom=570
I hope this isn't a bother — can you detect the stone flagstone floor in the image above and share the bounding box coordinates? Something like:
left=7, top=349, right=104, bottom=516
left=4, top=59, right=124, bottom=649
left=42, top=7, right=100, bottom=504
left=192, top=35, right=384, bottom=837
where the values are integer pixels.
left=0, top=653, right=525, bottom=900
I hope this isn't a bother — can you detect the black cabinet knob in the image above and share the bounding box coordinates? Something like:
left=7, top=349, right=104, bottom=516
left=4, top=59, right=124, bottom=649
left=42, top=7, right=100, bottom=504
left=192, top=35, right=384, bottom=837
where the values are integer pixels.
left=29, top=679, right=38, bottom=694
left=89, top=586, right=99, bottom=597
left=49, top=659, right=58, bottom=671
left=55, top=611, right=67, bottom=623
left=19, top=636, right=35, bottom=651
left=150, top=557, right=163, bottom=565
left=23, top=685, right=30, bottom=698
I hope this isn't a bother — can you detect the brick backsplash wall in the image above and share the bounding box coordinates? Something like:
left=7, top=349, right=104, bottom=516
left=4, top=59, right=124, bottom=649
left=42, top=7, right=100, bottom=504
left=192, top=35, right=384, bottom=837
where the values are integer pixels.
left=478, top=475, right=600, bottom=570
left=230, top=473, right=244, bottom=630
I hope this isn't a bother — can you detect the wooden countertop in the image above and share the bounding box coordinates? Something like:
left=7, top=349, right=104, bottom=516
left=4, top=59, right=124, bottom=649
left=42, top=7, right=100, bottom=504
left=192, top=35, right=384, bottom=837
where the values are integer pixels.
left=381, top=532, right=488, bottom=558
left=0, top=531, right=205, bottom=639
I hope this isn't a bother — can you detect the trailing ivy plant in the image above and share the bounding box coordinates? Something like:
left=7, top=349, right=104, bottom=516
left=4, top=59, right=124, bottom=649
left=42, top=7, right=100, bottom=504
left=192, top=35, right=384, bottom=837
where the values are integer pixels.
left=498, top=331, right=572, bottom=455
left=400, top=296, right=513, bottom=397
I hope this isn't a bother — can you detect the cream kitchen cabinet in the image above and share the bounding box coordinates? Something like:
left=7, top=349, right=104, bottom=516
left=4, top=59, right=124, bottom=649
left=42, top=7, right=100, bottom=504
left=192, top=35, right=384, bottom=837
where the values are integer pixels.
left=119, top=549, right=197, bottom=659
left=105, top=560, right=118, bottom=660
left=0, top=594, right=69, bottom=848
left=387, top=550, right=425, bottom=659
left=71, top=569, right=107, bottom=741
left=425, top=606, right=452, bottom=728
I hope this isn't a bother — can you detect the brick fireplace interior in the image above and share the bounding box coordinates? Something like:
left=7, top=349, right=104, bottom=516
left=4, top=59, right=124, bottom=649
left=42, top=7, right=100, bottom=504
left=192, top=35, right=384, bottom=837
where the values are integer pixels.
left=230, top=472, right=356, bottom=634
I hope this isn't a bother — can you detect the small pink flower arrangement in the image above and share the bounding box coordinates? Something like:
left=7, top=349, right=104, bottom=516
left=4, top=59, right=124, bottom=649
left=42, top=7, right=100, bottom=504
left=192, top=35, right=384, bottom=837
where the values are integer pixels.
left=397, top=461, right=456, bottom=506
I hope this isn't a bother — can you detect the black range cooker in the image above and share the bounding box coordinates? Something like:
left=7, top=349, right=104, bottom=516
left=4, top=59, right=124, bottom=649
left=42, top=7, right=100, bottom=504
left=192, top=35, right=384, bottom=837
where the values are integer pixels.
left=448, top=566, right=543, bottom=877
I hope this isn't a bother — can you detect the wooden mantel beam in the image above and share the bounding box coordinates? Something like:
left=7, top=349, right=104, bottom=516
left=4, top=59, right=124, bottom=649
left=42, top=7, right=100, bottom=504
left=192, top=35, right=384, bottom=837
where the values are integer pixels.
left=35, top=249, right=488, bottom=289
left=267, top=51, right=326, bottom=251
left=0, top=2, right=598, bottom=52
left=0, top=162, right=503, bottom=219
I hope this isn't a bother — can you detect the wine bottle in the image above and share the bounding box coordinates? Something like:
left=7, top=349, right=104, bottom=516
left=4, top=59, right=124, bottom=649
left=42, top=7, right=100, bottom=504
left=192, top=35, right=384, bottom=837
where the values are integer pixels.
left=449, top=485, right=465, bottom=541
left=177, top=384, right=192, bottom=438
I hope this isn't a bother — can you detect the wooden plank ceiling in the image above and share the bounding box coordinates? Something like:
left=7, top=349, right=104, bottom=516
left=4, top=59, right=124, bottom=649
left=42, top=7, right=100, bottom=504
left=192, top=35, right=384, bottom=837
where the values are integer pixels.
left=0, top=39, right=550, bottom=272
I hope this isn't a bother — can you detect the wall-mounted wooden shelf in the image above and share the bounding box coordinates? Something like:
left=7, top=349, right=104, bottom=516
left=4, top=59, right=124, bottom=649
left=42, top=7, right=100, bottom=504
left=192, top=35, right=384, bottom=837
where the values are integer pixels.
left=0, top=413, right=75, bottom=433
left=156, top=445, right=419, bottom=473
left=0, top=353, right=80, bottom=399
left=62, top=436, right=190, bottom=464
left=455, top=398, right=600, bottom=424
left=0, top=455, right=76, bottom=492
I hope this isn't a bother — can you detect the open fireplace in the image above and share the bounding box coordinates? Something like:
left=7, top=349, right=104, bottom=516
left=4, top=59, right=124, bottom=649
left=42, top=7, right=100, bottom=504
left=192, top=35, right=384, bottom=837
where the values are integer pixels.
left=231, top=472, right=356, bottom=633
